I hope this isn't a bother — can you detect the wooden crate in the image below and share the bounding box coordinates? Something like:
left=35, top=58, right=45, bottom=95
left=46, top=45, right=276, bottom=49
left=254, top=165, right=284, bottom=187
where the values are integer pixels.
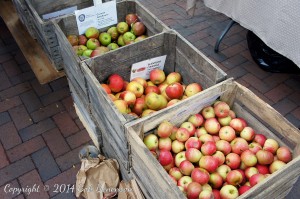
left=81, top=30, right=227, bottom=172
left=68, top=72, right=133, bottom=182
left=12, top=0, right=36, bottom=39
left=19, top=0, right=94, bottom=70
left=53, top=0, right=169, bottom=95
left=125, top=79, right=300, bottom=199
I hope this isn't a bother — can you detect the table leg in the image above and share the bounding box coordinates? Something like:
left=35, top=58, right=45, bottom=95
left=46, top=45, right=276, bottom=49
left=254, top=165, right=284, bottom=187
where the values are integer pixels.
left=214, top=19, right=236, bottom=53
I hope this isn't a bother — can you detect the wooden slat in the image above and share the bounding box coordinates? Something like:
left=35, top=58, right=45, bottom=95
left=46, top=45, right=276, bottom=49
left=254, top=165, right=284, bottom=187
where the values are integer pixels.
left=0, top=0, right=64, bottom=84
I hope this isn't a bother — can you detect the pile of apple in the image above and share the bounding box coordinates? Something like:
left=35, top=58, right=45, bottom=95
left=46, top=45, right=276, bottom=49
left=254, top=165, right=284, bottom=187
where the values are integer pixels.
left=67, top=13, right=148, bottom=58
left=101, top=69, right=203, bottom=118
left=143, top=101, right=293, bottom=199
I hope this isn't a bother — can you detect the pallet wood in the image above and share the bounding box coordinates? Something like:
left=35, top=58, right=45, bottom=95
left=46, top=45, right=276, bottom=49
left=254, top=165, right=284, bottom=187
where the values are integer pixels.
left=53, top=0, right=169, bottom=94
left=0, top=0, right=64, bottom=84
left=125, top=80, right=300, bottom=199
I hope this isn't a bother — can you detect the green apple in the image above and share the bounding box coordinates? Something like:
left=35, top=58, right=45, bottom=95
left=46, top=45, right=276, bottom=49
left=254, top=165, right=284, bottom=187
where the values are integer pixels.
left=123, top=32, right=136, bottom=45
left=86, top=38, right=100, bottom=50
left=117, top=22, right=129, bottom=34
left=99, top=32, right=112, bottom=46
left=107, top=26, right=119, bottom=40
left=117, top=35, right=125, bottom=46
left=82, top=49, right=93, bottom=57
left=85, top=27, right=100, bottom=39
left=107, top=43, right=119, bottom=50
left=73, top=45, right=87, bottom=56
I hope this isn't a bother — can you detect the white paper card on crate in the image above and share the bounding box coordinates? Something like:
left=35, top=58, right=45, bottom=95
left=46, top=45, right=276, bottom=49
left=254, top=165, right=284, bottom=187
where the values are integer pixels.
left=130, top=55, right=167, bottom=81
left=42, top=6, right=78, bottom=20
left=93, top=0, right=103, bottom=5
left=75, top=1, right=117, bottom=35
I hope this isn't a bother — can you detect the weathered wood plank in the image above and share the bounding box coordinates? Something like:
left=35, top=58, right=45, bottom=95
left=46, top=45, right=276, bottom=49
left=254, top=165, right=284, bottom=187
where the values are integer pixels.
left=0, top=0, right=65, bottom=84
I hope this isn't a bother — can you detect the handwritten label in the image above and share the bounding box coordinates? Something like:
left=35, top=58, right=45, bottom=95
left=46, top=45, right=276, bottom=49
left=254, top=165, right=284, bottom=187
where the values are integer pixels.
left=42, top=6, right=77, bottom=20
left=75, top=1, right=117, bottom=34
left=130, top=55, right=167, bottom=81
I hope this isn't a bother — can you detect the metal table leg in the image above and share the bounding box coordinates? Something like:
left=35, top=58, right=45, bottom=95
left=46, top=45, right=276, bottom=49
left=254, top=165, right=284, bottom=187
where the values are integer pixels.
left=214, top=19, right=236, bottom=53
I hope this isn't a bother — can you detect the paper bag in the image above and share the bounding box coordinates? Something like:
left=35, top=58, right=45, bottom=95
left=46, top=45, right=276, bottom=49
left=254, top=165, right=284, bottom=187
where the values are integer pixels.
left=117, top=180, right=144, bottom=199
left=76, top=154, right=120, bottom=199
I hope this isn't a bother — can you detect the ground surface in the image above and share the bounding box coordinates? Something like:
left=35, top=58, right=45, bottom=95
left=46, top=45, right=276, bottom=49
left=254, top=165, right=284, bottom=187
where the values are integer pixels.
left=0, top=0, right=299, bottom=198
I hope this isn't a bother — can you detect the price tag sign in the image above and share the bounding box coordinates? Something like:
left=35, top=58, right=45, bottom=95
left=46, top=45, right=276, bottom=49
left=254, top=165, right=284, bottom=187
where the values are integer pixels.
left=75, top=0, right=117, bottom=35
left=42, top=6, right=77, bottom=20
left=130, top=55, right=167, bottom=81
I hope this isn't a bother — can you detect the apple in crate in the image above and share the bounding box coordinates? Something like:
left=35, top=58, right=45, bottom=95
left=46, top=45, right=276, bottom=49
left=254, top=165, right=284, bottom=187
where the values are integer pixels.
left=199, top=156, right=219, bottom=173
left=185, top=148, right=202, bottom=163
left=269, top=160, right=286, bottom=173
left=201, top=106, right=215, bottom=119
left=240, top=126, right=256, bottom=141
left=165, top=83, right=184, bottom=99
left=150, top=69, right=166, bottom=84
left=123, top=32, right=136, bottom=45
left=176, top=127, right=190, bottom=142
left=218, top=115, right=232, bottom=126
left=219, top=126, right=236, bottom=142
left=226, top=170, right=243, bottom=186
left=256, top=149, right=274, bottom=165
left=216, top=164, right=231, bottom=180
left=249, top=173, right=265, bottom=186
left=214, top=101, right=230, bottom=118
left=101, top=84, right=111, bottom=94
left=179, top=160, right=194, bottom=176
left=184, top=83, right=202, bottom=97
left=201, top=141, right=216, bottom=156
left=166, top=72, right=181, bottom=84
left=241, top=150, right=257, bottom=167
left=175, top=151, right=186, bottom=167
left=186, top=182, right=202, bottom=199
left=204, top=118, right=220, bottom=135
left=216, top=140, right=231, bottom=155
left=225, top=153, right=241, bottom=169
left=230, top=118, right=247, bottom=132
left=117, top=35, right=125, bottom=46
left=125, top=13, right=139, bottom=25
left=67, top=34, right=78, bottom=46
left=132, top=97, right=147, bottom=116
left=126, top=81, right=144, bottom=98
left=178, top=176, right=192, bottom=192
left=117, top=22, right=129, bottom=34
left=172, top=140, right=185, bottom=154
left=230, top=137, right=249, bottom=155
left=209, top=172, right=223, bottom=189
left=107, top=43, right=119, bottom=51
left=169, top=167, right=183, bottom=181
left=188, top=114, right=204, bottom=128
left=85, top=27, right=100, bottom=39
left=158, top=150, right=173, bottom=167
left=157, top=121, right=173, bottom=138
left=120, top=91, right=136, bottom=106
left=180, top=122, right=196, bottom=137
left=244, top=167, right=259, bottom=179
left=191, top=168, right=210, bottom=185
left=143, top=134, right=158, bottom=151
left=107, top=26, right=119, bottom=40
left=107, top=74, right=124, bottom=93
left=82, top=49, right=93, bottom=57
left=276, top=146, right=292, bottom=163
left=253, top=134, right=267, bottom=146
left=220, top=185, right=239, bottom=199
left=132, top=22, right=146, bottom=36
left=249, top=142, right=262, bottom=154
left=185, top=137, right=201, bottom=150
left=263, top=138, right=279, bottom=154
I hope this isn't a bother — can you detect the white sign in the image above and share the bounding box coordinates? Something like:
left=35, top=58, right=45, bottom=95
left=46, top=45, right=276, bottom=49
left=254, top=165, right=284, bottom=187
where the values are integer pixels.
left=42, top=6, right=77, bottom=20
left=75, top=1, right=117, bottom=35
left=130, top=55, right=167, bottom=81
left=93, top=0, right=103, bottom=5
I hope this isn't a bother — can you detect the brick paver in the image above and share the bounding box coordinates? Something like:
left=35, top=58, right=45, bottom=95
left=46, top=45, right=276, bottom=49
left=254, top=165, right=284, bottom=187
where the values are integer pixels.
left=0, top=1, right=299, bottom=198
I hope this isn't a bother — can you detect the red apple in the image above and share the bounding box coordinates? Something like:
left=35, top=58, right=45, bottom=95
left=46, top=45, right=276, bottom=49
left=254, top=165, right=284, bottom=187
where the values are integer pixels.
left=186, top=182, right=202, bottom=199
left=201, top=141, right=217, bottom=156
left=253, top=134, right=267, bottom=146
left=131, top=77, right=147, bottom=89
left=209, top=172, right=223, bottom=189
left=176, top=128, right=190, bottom=142
left=143, top=134, right=158, bottom=151
left=204, top=118, right=221, bottom=135
left=167, top=99, right=181, bottom=107
left=179, top=160, right=195, bottom=176
left=226, top=170, right=243, bottom=186
left=216, top=140, right=231, bottom=155
left=256, top=164, right=270, bottom=174
left=185, top=137, right=202, bottom=150
left=199, top=156, right=219, bottom=173
left=101, top=83, right=111, bottom=94
left=225, top=153, right=241, bottom=169
left=248, top=142, right=262, bottom=154
left=195, top=127, right=208, bottom=138
left=165, top=83, right=184, bottom=99
left=125, top=13, right=138, bottom=26
left=219, top=126, right=236, bottom=142
left=238, top=185, right=251, bottom=195
left=263, top=138, right=279, bottom=154
left=199, top=134, right=214, bottom=143
left=158, top=150, right=173, bottom=166
left=185, top=83, right=202, bottom=97
left=191, top=168, right=210, bottom=185
left=199, top=189, right=214, bottom=199
left=214, top=101, right=230, bottom=118
left=188, top=114, right=204, bottom=127
left=276, top=146, right=292, bottom=163
left=145, top=85, right=160, bottom=95
left=113, top=99, right=128, bottom=114
left=180, top=122, right=196, bottom=137
left=229, top=118, right=247, bottom=132
left=163, top=157, right=175, bottom=172
left=150, top=69, right=166, bottom=85
left=220, top=185, right=239, bottom=199
left=228, top=110, right=236, bottom=119
left=212, top=189, right=221, bottom=199
left=157, top=121, right=173, bottom=138
left=120, top=91, right=136, bottom=106
left=256, top=149, right=274, bottom=165
left=249, top=173, right=265, bottom=187
left=107, top=74, right=124, bottom=93
left=212, top=151, right=225, bottom=166
left=231, top=137, right=249, bottom=155
left=132, top=22, right=146, bottom=36
left=132, top=97, right=147, bottom=115
left=185, top=148, right=202, bottom=163
left=158, top=137, right=172, bottom=151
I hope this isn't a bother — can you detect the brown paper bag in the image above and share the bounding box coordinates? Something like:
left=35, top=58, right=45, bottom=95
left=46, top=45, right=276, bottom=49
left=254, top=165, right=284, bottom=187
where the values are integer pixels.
left=117, top=179, right=144, bottom=199
left=76, top=154, right=120, bottom=199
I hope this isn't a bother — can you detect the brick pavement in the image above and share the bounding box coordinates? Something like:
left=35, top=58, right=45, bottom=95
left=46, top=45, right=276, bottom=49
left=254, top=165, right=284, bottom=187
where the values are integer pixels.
left=1, top=0, right=300, bottom=198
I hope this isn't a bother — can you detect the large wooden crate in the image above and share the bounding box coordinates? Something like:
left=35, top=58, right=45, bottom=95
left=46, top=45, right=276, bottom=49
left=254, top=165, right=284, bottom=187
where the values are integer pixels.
left=68, top=73, right=133, bottom=182
left=81, top=30, right=227, bottom=171
left=53, top=0, right=169, bottom=93
left=15, top=0, right=94, bottom=70
left=125, top=79, right=300, bottom=199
